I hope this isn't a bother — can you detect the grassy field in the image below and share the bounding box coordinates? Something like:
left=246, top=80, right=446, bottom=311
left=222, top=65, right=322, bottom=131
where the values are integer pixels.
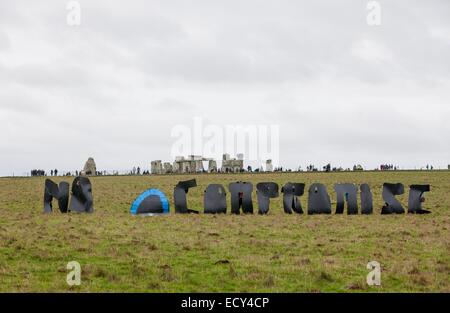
left=0, top=171, right=449, bottom=292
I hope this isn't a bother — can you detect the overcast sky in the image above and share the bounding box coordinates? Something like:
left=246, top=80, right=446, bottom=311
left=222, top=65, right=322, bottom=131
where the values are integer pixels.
left=0, top=0, right=449, bottom=176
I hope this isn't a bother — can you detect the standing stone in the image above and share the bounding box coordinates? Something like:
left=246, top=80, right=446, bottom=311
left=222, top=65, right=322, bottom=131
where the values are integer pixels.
left=151, top=160, right=163, bottom=175
left=163, top=162, right=173, bottom=174
left=82, top=157, right=97, bottom=176
left=266, top=160, right=273, bottom=172
left=221, top=154, right=244, bottom=173
left=172, top=155, right=205, bottom=173
left=172, top=161, right=180, bottom=173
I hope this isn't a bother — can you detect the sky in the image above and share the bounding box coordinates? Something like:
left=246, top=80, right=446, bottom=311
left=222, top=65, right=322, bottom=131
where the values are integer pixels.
left=0, top=0, right=449, bottom=176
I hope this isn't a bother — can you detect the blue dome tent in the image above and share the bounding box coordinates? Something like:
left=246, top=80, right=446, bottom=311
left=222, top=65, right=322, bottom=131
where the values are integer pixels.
left=130, top=189, right=170, bottom=215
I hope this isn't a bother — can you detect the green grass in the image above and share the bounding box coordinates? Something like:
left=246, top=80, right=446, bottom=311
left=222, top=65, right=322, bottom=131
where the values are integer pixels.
left=0, top=171, right=449, bottom=292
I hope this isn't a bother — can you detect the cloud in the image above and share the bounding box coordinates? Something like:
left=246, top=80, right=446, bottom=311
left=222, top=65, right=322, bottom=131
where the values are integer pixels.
left=0, top=0, right=449, bottom=175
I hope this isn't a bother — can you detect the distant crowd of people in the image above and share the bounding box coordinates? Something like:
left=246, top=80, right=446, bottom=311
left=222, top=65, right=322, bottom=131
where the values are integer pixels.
left=305, top=164, right=365, bottom=172
left=380, top=164, right=397, bottom=171
left=131, top=167, right=141, bottom=175
left=323, top=164, right=332, bottom=172
left=306, top=164, right=318, bottom=172
left=30, top=169, right=111, bottom=177
left=31, top=169, right=64, bottom=177
left=130, top=167, right=153, bottom=175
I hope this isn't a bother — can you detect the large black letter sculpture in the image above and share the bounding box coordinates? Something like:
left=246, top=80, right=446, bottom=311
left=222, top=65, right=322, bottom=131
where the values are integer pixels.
left=281, top=183, right=305, bottom=214
left=408, top=185, right=431, bottom=214
left=174, top=179, right=199, bottom=214
left=381, top=183, right=405, bottom=214
left=69, top=176, right=94, bottom=213
left=334, top=184, right=358, bottom=214
left=360, top=184, right=373, bottom=214
left=204, top=184, right=227, bottom=214
left=43, top=179, right=70, bottom=213
left=256, top=182, right=279, bottom=215
left=229, top=182, right=253, bottom=214
left=308, top=183, right=331, bottom=214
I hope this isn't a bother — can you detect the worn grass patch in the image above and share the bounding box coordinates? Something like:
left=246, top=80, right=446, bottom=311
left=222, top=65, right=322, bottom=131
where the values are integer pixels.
left=0, top=171, right=449, bottom=292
